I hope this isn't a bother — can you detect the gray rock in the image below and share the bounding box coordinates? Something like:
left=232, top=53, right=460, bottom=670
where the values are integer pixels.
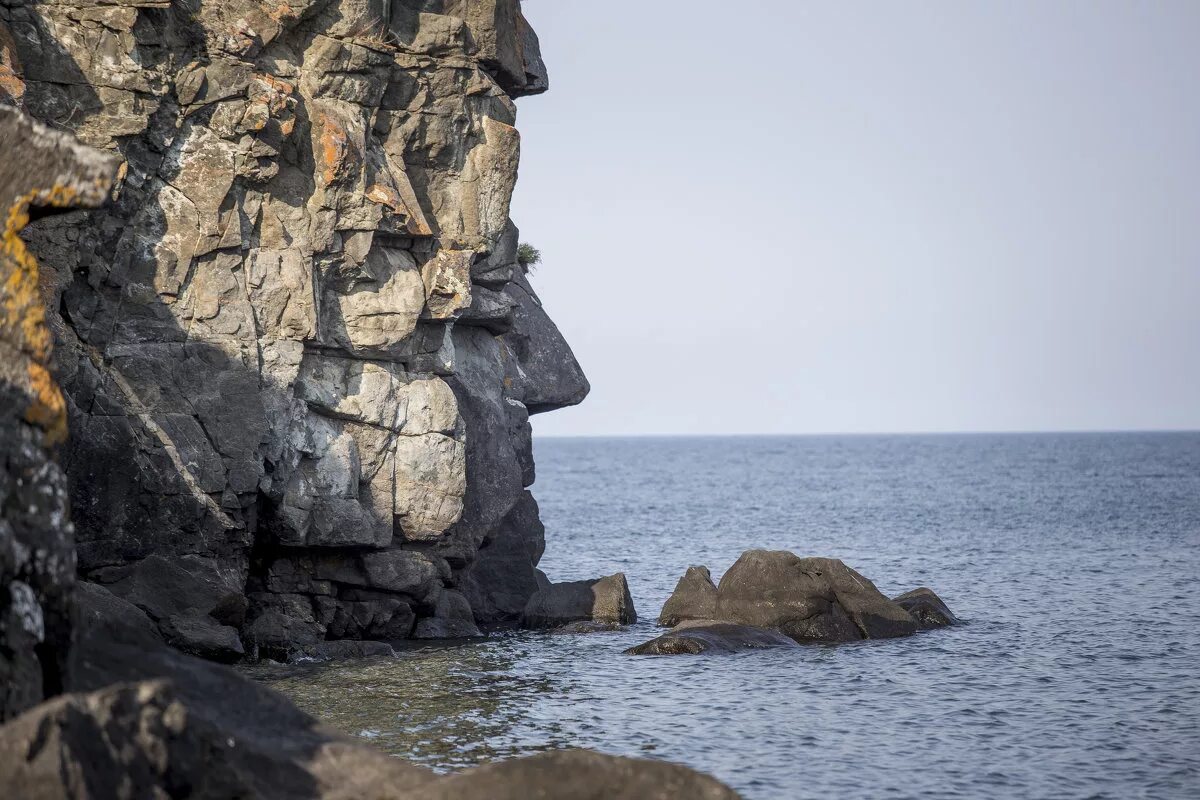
left=658, top=566, right=718, bottom=626
left=892, top=587, right=959, bottom=629
left=521, top=573, right=637, bottom=629
left=90, top=554, right=243, bottom=624
left=626, top=622, right=799, bottom=656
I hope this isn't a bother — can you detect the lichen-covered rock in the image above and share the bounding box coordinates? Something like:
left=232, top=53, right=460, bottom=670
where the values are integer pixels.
left=2, top=0, right=587, bottom=654
left=0, top=104, right=118, bottom=721
left=521, top=573, right=637, bottom=630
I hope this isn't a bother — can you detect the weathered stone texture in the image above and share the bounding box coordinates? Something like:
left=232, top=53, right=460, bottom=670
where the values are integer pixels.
left=0, top=105, right=118, bottom=721
left=3, top=0, right=588, bottom=654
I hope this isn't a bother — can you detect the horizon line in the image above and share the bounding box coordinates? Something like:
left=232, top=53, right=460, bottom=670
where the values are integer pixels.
left=531, top=427, right=1200, bottom=439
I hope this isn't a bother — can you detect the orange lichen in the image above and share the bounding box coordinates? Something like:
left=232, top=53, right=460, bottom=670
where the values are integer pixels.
left=23, top=362, right=66, bottom=445
left=317, top=111, right=351, bottom=185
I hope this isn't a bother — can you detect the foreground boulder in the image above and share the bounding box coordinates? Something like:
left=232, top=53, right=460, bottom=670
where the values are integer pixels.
left=0, top=625, right=739, bottom=799
left=521, top=573, right=637, bottom=629
left=892, top=587, right=960, bottom=629
left=407, top=749, right=740, bottom=800
left=646, top=551, right=956, bottom=646
left=626, top=622, right=798, bottom=656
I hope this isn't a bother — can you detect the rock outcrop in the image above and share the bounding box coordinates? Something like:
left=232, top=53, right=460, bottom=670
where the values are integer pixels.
left=520, top=572, right=637, bottom=630
left=0, top=104, right=118, bottom=721
left=641, top=551, right=957, bottom=649
left=1, top=0, right=588, bottom=655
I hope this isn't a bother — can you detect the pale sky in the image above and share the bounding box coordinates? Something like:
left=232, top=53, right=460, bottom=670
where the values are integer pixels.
left=508, top=1, right=1200, bottom=437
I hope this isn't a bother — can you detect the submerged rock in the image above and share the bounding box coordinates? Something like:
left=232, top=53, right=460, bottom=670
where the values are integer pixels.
left=520, top=573, right=637, bottom=629
left=892, top=587, right=960, bottom=629
left=654, top=550, right=956, bottom=645
left=626, top=622, right=799, bottom=655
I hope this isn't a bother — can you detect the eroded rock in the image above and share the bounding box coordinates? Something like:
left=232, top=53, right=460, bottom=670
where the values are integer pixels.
left=521, top=573, right=637, bottom=630
left=626, top=622, right=799, bottom=656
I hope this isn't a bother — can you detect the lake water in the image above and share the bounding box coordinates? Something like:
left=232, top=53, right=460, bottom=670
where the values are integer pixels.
left=253, top=433, right=1200, bottom=798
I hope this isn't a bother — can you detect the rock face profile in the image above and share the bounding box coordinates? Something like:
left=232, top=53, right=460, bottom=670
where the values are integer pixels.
left=633, top=551, right=957, bottom=653
left=0, top=9, right=741, bottom=798
left=1, top=0, right=588, bottom=655
left=520, top=573, right=637, bottom=630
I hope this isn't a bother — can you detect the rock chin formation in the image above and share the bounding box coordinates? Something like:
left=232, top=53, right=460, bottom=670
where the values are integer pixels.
left=632, top=550, right=958, bottom=653
left=1, top=0, right=588, bottom=658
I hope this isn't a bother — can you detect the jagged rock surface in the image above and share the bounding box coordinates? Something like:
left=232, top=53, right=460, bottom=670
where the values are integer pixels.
left=0, top=105, right=118, bottom=721
left=1, top=0, right=588, bottom=655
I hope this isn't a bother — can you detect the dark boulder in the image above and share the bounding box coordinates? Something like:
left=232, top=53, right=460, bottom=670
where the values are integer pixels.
left=159, top=611, right=245, bottom=663
left=655, top=551, right=936, bottom=645
left=892, top=587, right=959, bottom=629
left=406, top=748, right=740, bottom=800
left=74, top=581, right=162, bottom=649
left=658, top=566, right=718, bottom=626
left=715, top=551, right=916, bottom=642
left=520, top=573, right=636, bottom=629
left=293, top=640, right=396, bottom=662
left=413, top=590, right=483, bottom=639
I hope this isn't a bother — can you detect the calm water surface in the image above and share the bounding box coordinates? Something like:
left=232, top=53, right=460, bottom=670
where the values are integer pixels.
left=251, top=433, right=1200, bottom=799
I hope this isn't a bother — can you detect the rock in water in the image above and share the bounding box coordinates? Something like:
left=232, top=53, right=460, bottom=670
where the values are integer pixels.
left=521, top=573, right=637, bottom=629
left=626, top=623, right=799, bottom=656
left=652, top=551, right=959, bottom=645
left=658, top=566, right=719, bottom=626
left=716, top=551, right=917, bottom=641
left=892, top=587, right=960, bottom=628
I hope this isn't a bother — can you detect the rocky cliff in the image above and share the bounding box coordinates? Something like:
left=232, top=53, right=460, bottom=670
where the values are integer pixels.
left=1, top=0, right=588, bottom=660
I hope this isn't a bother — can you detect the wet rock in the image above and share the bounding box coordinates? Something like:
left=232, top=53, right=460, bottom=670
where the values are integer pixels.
left=657, top=551, right=924, bottom=644
left=407, top=748, right=740, bottom=800
left=658, top=566, right=718, bottom=626
left=552, top=620, right=624, bottom=634
left=413, top=590, right=483, bottom=639
left=892, top=587, right=959, bottom=629
left=627, top=622, right=799, bottom=656
left=521, top=573, right=637, bottom=630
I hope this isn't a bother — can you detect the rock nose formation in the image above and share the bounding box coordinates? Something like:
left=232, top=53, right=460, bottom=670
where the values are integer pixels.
left=2, top=0, right=588, bottom=658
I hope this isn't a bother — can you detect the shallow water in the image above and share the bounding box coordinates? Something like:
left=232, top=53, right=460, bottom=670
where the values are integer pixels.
left=251, top=433, right=1200, bottom=799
